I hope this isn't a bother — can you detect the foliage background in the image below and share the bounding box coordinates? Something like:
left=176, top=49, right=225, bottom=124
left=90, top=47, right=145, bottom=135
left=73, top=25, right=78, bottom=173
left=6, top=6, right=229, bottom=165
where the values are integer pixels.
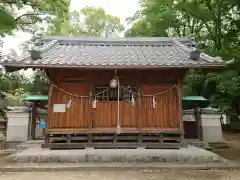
left=0, top=0, right=239, bottom=122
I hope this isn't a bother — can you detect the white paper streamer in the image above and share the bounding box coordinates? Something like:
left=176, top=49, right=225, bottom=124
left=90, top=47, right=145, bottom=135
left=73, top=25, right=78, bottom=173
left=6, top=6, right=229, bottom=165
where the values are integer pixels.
left=92, top=99, right=97, bottom=109
left=116, top=120, right=121, bottom=134
left=66, top=100, right=72, bottom=108
left=131, top=94, right=135, bottom=107
left=153, top=96, right=156, bottom=108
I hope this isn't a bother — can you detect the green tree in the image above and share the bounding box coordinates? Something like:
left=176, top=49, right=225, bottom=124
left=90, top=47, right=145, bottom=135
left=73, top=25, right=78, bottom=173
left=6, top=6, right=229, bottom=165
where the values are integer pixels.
left=0, top=0, right=70, bottom=36
left=127, top=0, right=240, bottom=119
left=126, top=0, right=177, bottom=36
left=29, top=71, right=49, bottom=95
left=48, top=7, right=124, bottom=36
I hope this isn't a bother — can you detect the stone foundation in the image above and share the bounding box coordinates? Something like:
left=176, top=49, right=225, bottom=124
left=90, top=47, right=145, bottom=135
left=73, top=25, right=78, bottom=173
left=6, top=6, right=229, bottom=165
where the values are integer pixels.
left=5, top=144, right=228, bottom=164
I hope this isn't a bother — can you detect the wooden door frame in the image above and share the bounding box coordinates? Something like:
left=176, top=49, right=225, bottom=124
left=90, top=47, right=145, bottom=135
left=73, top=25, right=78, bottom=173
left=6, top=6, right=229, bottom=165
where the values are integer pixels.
left=90, top=85, right=138, bottom=130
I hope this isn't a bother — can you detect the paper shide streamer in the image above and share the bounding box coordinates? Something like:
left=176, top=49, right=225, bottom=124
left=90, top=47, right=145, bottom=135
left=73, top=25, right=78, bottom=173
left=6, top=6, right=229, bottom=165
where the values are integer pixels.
left=153, top=96, right=156, bottom=108
left=66, top=100, right=72, bottom=108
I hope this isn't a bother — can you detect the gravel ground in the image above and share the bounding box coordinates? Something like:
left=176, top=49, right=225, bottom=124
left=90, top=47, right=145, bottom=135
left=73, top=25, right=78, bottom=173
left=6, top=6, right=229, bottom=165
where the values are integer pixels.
left=0, top=170, right=240, bottom=180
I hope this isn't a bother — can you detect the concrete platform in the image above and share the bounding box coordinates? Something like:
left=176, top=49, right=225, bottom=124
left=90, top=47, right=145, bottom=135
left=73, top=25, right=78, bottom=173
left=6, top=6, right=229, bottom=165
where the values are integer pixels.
left=5, top=144, right=229, bottom=164
left=0, top=162, right=240, bottom=172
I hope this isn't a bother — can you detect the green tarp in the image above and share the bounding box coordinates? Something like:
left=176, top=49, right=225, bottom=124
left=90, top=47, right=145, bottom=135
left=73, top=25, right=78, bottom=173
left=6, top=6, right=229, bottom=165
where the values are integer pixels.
left=23, top=95, right=48, bottom=101
left=182, top=96, right=209, bottom=110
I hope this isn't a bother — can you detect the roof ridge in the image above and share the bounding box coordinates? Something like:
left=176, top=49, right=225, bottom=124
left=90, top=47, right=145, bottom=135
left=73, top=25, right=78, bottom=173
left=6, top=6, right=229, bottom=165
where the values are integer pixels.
left=30, top=40, right=58, bottom=60
left=200, top=53, right=223, bottom=63
left=42, top=36, right=195, bottom=46
left=35, top=40, right=58, bottom=54
left=172, top=39, right=200, bottom=61
left=172, top=39, right=223, bottom=63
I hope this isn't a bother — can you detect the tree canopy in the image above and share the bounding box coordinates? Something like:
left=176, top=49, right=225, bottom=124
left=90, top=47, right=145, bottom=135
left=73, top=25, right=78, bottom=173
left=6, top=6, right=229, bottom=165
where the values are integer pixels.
left=126, top=0, right=240, bottom=119
left=48, top=7, right=124, bottom=36
left=0, top=0, right=69, bottom=35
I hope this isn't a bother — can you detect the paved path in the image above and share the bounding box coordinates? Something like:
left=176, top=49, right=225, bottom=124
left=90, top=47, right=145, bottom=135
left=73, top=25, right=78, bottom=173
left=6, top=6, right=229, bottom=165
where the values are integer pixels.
left=0, top=170, right=240, bottom=180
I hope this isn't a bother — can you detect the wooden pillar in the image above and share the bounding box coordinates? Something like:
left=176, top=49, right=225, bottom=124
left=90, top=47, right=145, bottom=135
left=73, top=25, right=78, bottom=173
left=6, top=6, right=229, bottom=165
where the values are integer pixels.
left=137, top=84, right=143, bottom=146
left=43, top=121, right=46, bottom=139
left=137, top=85, right=143, bottom=131
left=31, top=102, right=37, bottom=140
left=88, top=84, right=94, bottom=144
left=88, top=84, right=94, bottom=130
left=43, top=134, right=49, bottom=148
left=177, top=79, right=184, bottom=146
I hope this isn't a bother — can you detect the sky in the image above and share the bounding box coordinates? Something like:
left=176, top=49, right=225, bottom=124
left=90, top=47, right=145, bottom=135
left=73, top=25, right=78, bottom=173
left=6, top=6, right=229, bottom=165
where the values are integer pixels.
left=2, top=0, right=140, bottom=55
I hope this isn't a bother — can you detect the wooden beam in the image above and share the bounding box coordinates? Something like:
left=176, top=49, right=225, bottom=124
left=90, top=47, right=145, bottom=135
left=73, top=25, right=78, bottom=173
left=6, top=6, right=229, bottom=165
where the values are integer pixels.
left=137, top=85, right=143, bottom=130
left=177, top=79, right=184, bottom=146
left=46, top=128, right=183, bottom=134
left=30, top=102, right=37, bottom=140
left=88, top=84, right=94, bottom=130
left=88, top=134, right=93, bottom=143
left=66, top=134, right=71, bottom=143
left=41, top=142, right=181, bottom=149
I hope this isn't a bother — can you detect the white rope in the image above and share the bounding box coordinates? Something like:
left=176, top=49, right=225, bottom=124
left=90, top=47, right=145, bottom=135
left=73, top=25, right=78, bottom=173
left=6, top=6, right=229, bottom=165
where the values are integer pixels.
left=120, top=84, right=177, bottom=97
left=51, top=82, right=177, bottom=98
left=50, top=83, right=110, bottom=98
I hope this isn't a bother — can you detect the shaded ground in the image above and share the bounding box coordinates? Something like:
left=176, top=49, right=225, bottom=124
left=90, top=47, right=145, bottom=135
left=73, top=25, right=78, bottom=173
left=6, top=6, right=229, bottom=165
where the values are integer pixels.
left=0, top=151, right=15, bottom=162
left=0, top=170, right=240, bottom=180
left=210, top=131, right=240, bottom=162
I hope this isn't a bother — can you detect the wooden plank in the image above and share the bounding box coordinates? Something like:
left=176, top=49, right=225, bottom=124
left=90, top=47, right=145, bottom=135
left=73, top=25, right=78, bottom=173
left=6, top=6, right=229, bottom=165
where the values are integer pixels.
left=177, top=79, right=184, bottom=146
left=113, top=134, right=117, bottom=143
left=142, top=136, right=180, bottom=141
left=92, top=136, right=115, bottom=141
left=49, top=135, right=180, bottom=142
left=88, top=84, right=94, bottom=130
left=44, top=134, right=50, bottom=146
left=159, top=134, right=163, bottom=143
left=50, top=136, right=66, bottom=141
left=137, top=85, right=143, bottom=130
left=71, top=136, right=88, bottom=141
left=66, top=134, right=71, bottom=143
left=46, top=128, right=183, bottom=134
left=138, top=134, right=142, bottom=144
left=41, top=142, right=181, bottom=149
left=88, top=134, right=93, bottom=143
left=141, top=84, right=179, bottom=129
left=144, top=143, right=181, bottom=149
left=41, top=143, right=86, bottom=149
left=48, top=83, right=90, bottom=129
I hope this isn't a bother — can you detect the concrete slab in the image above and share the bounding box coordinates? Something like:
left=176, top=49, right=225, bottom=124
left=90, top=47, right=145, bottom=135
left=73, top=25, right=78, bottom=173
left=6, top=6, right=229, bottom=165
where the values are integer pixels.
left=0, top=162, right=240, bottom=172
left=5, top=145, right=229, bottom=164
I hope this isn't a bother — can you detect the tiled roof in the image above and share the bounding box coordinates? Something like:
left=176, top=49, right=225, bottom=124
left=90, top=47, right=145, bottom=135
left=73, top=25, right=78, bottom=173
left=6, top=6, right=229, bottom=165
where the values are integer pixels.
left=1, top=36, right=225, bottom=69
